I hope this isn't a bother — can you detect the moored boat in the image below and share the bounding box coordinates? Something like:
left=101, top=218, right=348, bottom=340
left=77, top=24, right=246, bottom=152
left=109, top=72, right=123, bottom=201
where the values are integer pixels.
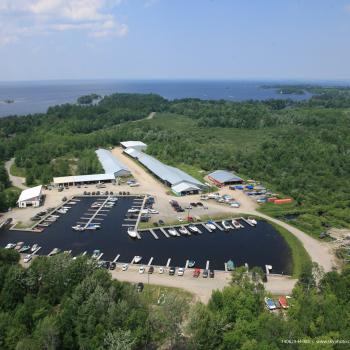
left=31, top=244, right=39, bottom=252
left=128, top=208, right=139, bottom=213
left=134, top=256, right=142, bottom=263
left=5, top=243, right=16, bottom=249
left=19, top=245, right=31, bottom=253
left=168, top=228, right=178, bottom=236
left=92, top=250, right=100, bottom=259
left=48, top=248, right=61, bottom=256
left=72, top=225, right=84, bottom=231
left=206, top=221, right=216, bottom=230
left=15, top=242, right=24, bottom=251
left=188, top=260, right=195, bottom=268
left=226, top=259, right=235, bottom=271
left=127, top=227, right=138, bottom=238
left=188, top=224, right=199, bottom=233
left=247, top=217, right=257, bottom=226
left=179, top=226, right=189, bottom=235
left=222, top=220, right=231, bottom=230
left=231, top=219, right=241, bottom=229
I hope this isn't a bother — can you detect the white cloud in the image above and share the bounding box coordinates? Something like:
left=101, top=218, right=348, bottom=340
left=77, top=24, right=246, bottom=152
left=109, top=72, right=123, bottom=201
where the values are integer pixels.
left=0, top=0, right=127, bottom=45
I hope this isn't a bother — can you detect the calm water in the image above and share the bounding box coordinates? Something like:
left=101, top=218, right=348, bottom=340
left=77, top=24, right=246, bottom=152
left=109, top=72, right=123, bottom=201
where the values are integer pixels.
left=0, top=196, right=292, bottom=274
left=0, top=80, right=312, bottom=117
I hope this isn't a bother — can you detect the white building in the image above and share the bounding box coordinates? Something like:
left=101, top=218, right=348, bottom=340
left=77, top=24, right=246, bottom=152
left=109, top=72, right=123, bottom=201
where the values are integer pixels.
left=120, top=141, right=147, bottom=151
left=17, top=185, right=43, bottom=208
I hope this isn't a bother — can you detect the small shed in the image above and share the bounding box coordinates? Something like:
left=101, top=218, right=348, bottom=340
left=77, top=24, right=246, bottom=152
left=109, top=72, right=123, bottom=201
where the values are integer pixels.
left=17, top=185, right=43, bottom=208
left=208, top=170, right=243, bottom=187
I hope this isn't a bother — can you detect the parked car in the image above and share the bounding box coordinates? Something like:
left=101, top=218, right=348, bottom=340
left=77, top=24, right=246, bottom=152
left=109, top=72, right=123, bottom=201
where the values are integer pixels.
left=122, top=263, right=128, bottom=271
left=203, top=269, right=209, bottom=278
left=209, top=269, right=215, bottom=278
left=158, top=220, right=165, bottom=225
left=158, top=267, right=164, bottom=274
left=177, top=267, right=184, bottom=276
left=139, top=266, right=145, bottom=274
left=169, top=267, right=176, bottom=275
left=109, top=262, right=116, bottom=270
left=193, top=268, right=200, bottom=278
left=148, top=266, right=154, bottom=274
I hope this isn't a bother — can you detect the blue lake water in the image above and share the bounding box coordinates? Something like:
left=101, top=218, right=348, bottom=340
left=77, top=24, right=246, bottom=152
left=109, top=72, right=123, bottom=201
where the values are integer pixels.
left=0, top=80, right=313, bottom=117
left=0, top=196, right=292, bottom=274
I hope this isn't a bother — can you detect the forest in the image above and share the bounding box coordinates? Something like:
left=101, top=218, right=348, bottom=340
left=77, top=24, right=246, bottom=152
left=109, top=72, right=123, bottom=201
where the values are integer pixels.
left=0, top=89, right=349, bottom=236
left=0, top=249, right=349, bottom=349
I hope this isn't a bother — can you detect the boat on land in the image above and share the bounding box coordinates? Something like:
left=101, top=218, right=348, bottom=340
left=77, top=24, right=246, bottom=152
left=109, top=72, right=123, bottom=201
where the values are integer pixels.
left=31, top=244, right=39, bottom=252
left=48, top=248, right=61, bottom=256
left=134, top=256, right=142, bottom=263
left=206, top=221, right=216, bottom=230
left=5, top=243, right=16, bottom=249
left=72, top=225, right=84, bottom=231
left=231, top=219, right=242, bottom=229
left=19, top=245, right=31, bottom=253
left=265, top=297, right=277, bottom=310
left=226, top=259, right=235, bottom=271
left=127, top=227, right=138, bottom=238
left=222, top=220, right=232, bottom=230
left=179, top=226, right=189, bottom=235
left=168, top=228, right=178, bottom=236
left=92, top=250, right=100, bottom=259
left=247, top=217, right=257, bottom=226
left=188, top=260, right=195, bottom=268
left=188, top=224, right=200, bottom=233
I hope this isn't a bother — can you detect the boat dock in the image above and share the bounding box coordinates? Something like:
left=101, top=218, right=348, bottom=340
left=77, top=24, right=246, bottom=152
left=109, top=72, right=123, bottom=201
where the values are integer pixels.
left=159, top=227, right=170, bottom=238
left=206, top=260, right=210, bottom=270
left=83, top=197, right=111, bottom=229
left=241, top=217, right=254, bottom=227
left=113, top=254, right=120, bottom=262
left=213, top=222, right=223, bottom=231
left=202, top=223, right=212, bottom=232
left=185, top=260, right=189, bottom=268
left=149, top=229, right=159, bottom=239
left=166, top=258, right=171, bottom=267
left=147, top=257, right=153, bottom=266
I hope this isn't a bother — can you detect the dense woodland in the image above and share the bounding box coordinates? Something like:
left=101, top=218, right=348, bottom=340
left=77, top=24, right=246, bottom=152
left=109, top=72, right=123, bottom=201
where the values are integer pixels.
left=0, top=250, right=349, bottom=349
left=0, top=89, right=349, bottom=235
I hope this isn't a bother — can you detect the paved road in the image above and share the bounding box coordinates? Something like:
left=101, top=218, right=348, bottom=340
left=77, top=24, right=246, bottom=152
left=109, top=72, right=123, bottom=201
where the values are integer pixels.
left=5, top=158, right=27, bottom=189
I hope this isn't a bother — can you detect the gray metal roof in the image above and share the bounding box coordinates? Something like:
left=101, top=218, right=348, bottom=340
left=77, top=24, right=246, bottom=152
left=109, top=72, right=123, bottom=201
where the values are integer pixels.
left=96, top=149, right=130, bottom=176
left=124, top=148, right=204, bottom=187
left=120, top=141, right=147, bottom=149
left=53, top=174, right=115, bottom=184
left=172, top=182, right=200, bottom=193
left=208, top=170, right=243, bottom=183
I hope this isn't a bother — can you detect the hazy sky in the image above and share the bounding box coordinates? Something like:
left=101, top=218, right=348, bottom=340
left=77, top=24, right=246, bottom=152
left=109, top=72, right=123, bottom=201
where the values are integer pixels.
left=0, top=0, right=350, bottom=81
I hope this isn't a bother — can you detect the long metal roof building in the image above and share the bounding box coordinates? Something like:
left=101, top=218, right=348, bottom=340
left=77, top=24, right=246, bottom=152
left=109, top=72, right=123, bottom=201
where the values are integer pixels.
left=95, top=149, right=130, bottom=177
left=53, top=174, right=115, bottom=185
left=124, top=147, right=205, bottom=194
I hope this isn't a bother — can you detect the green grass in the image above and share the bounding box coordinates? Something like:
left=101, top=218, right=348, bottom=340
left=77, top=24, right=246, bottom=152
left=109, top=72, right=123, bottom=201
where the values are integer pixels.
left=10, top=163, right=26, bottom=177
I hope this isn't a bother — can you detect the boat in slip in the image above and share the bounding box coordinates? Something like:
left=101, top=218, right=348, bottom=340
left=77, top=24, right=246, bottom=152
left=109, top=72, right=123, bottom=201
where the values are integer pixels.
left=188, top=260, right=195, bottom=268
left=128, top=208, right=139, bottom=213
left=222, top=220, right=232, bottom=230
left=134, top=256, right=142, bottom=263
left=14, top=242, right=24, bottom=251
left=188, top=224, right=200, bottom=233
left=226, top=259, right=235, bottom=271
left=48, top=248, right=61, bottom=256
left=72, top=225, right=85, bottom=231
left=92, top=250, right=101, bottom=259
left=127, top=227, right=138, bottom=238
left=31, top=244, right=39, bottom=252
left=247, top=217, right=257, bottom=226
left=5, top=243, right=16, bottom=249
left=86, top=224, right=100, bottom=230
left=206, top=221, right=216, bottom=230
left=265, top=297, right=277, bottom=311
left=168, top=228, right=178, bottom=236
left=19, top=245, right=31, bottom=253
left=179, top=226, right=189, bottom=235
left=231, top=219, right=242, bottom=229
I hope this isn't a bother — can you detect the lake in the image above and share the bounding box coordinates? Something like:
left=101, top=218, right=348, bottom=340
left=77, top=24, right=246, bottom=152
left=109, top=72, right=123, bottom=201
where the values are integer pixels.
left=0, top=196, right=293, bottom=274
left=0, top=80, right=312, bottom=117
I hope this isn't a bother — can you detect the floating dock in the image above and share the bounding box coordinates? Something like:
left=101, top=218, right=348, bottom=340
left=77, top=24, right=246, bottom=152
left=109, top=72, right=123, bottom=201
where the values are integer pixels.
left=113, top=254, right=120, bottom=262
left=213, top=222, right=224, bottom=231
left=149, top=229, right=159, bottom=239
left=147, top=257, right=153, bottom=266
left=166, top=258, right=171, bottom=267
left=241, top=217, right=254, bottom=227
left=159, top=227, right=170, bottom=238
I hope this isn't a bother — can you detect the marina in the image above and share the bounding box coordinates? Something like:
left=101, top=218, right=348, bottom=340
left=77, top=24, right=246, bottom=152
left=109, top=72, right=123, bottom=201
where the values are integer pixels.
left=0, top=196, right=292, bottom=273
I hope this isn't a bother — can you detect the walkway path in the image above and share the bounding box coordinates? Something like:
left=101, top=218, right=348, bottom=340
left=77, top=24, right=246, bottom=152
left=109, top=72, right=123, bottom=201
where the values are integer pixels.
left=5, top=158, right=27, bottom=189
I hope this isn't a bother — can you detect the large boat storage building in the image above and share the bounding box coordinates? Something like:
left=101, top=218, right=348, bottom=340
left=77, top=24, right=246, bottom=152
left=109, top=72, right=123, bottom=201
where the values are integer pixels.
left=208, top=170, right=243, bottom=187
left=17, top=185, right=43, bottom=208
left=53, top=149, right=130, bottom=186
left=124, top=147, right=206, bottom=195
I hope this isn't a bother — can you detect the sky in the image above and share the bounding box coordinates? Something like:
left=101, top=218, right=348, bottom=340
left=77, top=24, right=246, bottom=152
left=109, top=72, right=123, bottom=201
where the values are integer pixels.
left=0, top=0, right=350, bottom=81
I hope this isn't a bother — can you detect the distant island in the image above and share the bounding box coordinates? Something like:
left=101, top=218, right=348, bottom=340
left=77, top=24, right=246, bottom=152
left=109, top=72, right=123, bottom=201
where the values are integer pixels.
left=77, top=93, right=101, bottom=105
left=261, top=85, right=305, bottom=95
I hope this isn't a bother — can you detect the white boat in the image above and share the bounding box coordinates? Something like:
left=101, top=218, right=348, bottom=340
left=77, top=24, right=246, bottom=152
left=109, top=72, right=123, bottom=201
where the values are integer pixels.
left=5, top=243, right=16, bottom=249
left=31, top=244, right=39, bottom=252
left=128, top=208, right=139, bottom=213
left=72, top=225, right=84, bottom=231
left=179, top=226, right=189, bottom=235
left=206, top=221, right=216, bottom=230
left=19, top=245, right=31, bottom=253
left=85, top=224, right=100, bottom=230
left=188, top=225, right=199, bottom=233
left=222, top=220, right=231, bottom=230
left=168, top=228, right=178, bottom=236
left=127, top=227, right=138, bottom=238
left=15, top=242, right=24, bottom=251
left=248, top=217, right=257, bottom=226
left=231, top=219, right=241, bottom=229
left=92, top=250, right=100, bottom=259
left=134, top=256, right=142, bottom=263
left=48, top=248, right=60, bottom=256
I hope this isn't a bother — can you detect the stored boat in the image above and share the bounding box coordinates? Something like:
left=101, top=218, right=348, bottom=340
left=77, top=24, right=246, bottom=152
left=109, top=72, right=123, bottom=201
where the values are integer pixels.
left=127, top=227, right=138, bottom=238
left=222, top=220, right=231, bottom=230
left=179, top=226, right=189, bottom=235
left=168, top=228, right=178, bottom=236
left=264, top=297, right=277, bottom=310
